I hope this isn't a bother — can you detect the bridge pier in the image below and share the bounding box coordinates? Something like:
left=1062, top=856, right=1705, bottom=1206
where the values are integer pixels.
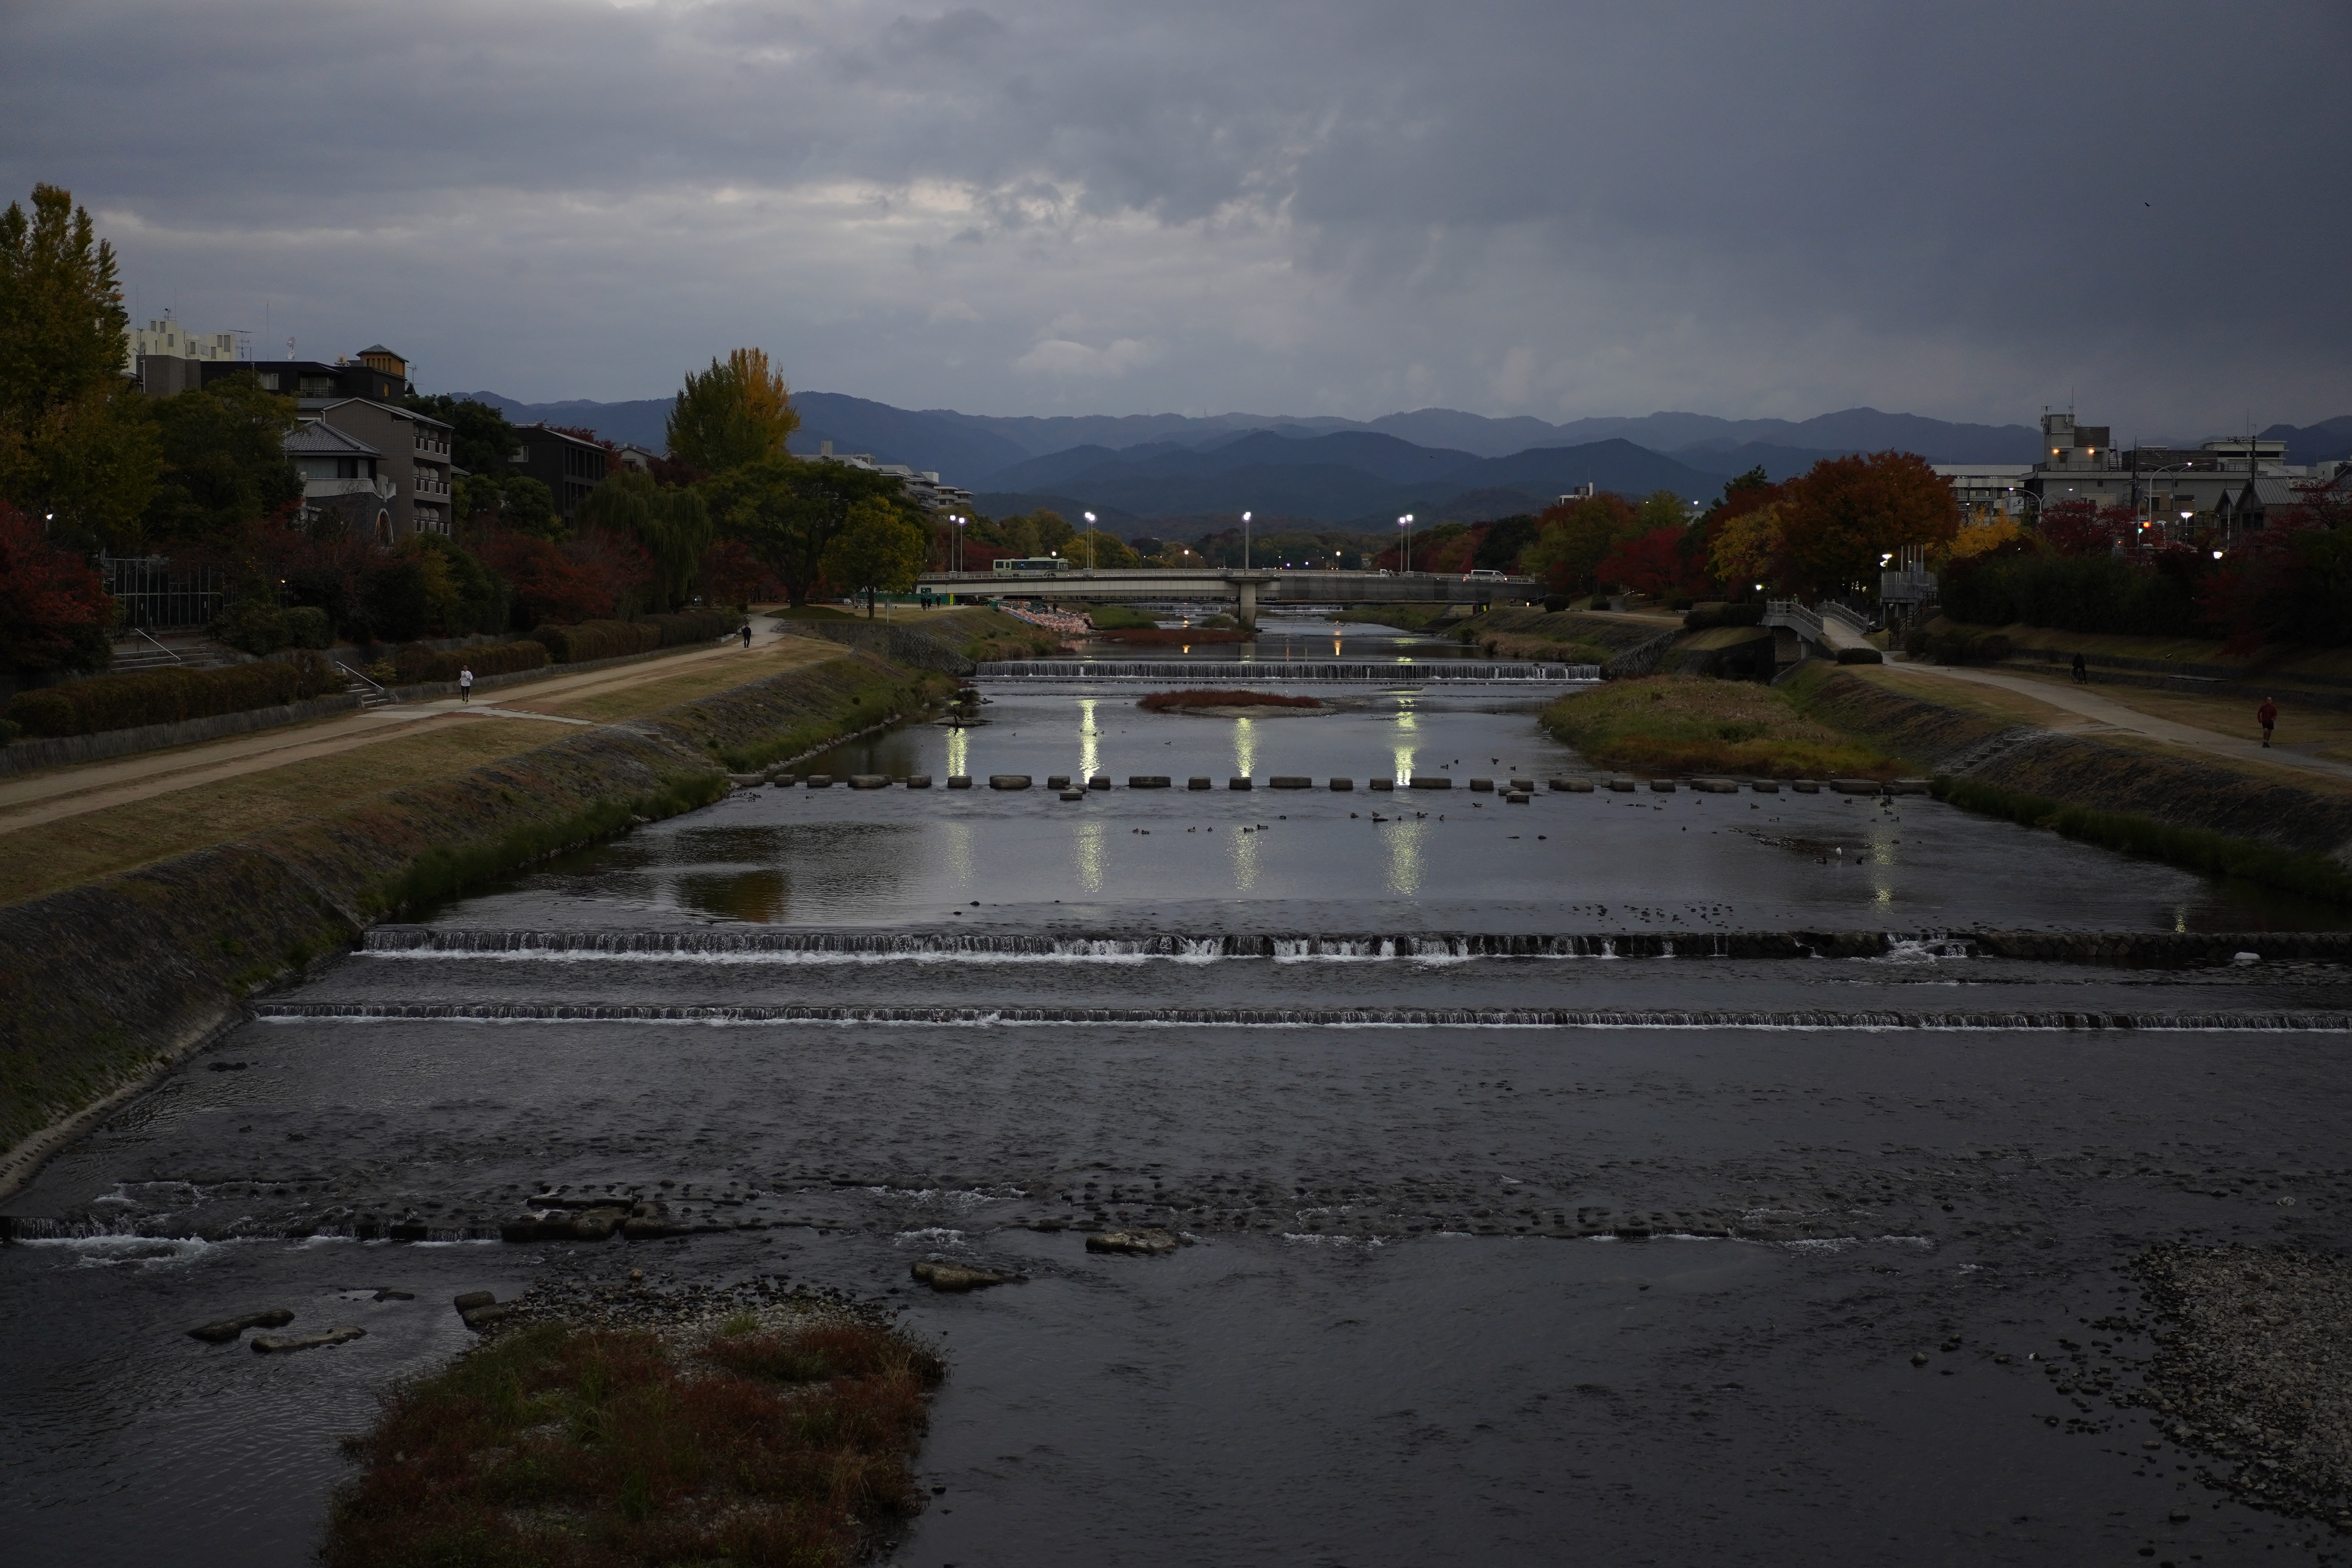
left=1236, top=579, right=1257, bottom=633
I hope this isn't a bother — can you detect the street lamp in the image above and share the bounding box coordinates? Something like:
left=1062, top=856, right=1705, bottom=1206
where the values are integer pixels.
left=1397, top=514, right=1414, bottom=573
left=1241, top=511, right=1252, bottom=570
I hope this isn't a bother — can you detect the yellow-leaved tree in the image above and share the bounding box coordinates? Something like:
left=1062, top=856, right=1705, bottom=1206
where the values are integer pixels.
left=665, top=347, right=800, bottom=475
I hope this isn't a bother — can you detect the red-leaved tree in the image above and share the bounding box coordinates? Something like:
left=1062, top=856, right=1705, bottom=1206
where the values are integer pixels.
left=1596, top=526, right=1706, bottom=599
left=2038, top=499, right=2137, bottom=557
left=0, top=499, right=114, bottom=672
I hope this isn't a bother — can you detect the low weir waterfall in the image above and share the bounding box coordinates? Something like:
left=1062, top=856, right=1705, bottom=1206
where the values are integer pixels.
left=7, top=611, right=2351, bottom=1567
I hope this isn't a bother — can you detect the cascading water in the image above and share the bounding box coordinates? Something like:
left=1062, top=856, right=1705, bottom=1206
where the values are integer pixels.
left=972, top=659, right=1601, bottom=681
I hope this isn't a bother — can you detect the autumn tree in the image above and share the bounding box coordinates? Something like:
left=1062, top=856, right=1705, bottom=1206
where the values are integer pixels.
left=1068, top=528, right=1137, bottom=568
left=665, top=348, right=799, bottom=474
left=0, top=184, right=158, bottom=549
left=704, top=456, right=907, bottom=605
left=1522, top=493, right=1637, bottom=593
left=0, top=498, right=113, bottom=672
left=401, top=393, right=520, bottom=475
left=1777, top=451, right=1958, bottom=599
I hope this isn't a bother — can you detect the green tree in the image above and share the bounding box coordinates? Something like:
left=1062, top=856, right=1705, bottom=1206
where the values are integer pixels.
left=827, top=499, right=930, bottom=616
left=1634, top=490, right=1689, bottom=533
left=495, top=475, right=561, bottom=540
left=401, top=393, right=519, bottom=475
left=0, top=184, right=157, bottom=549
left=578, top=468, right=713, bottom=610
left=703, top=456, right=906, bottom=606
left=144, top=371, right=302, bottom=543
left=1068, top=528, right=1136, bottom=568
left=665, top=347, right=799, bottom=474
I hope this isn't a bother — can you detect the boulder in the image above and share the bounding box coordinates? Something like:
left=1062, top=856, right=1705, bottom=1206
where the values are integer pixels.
left=188, top=1308, right=295, bottom=1343
left=462, top=1303, right=516, bottom=1332
left=252, top=1326, right=365, bottom=1354
left=911, top=1260, right=1014, bottom=1292
left=452, top=1290, right=496, bottom=1312
left=1086, top=1228, right=1180, bottom=1256
left=571, top=1207, right=628, bottom=1241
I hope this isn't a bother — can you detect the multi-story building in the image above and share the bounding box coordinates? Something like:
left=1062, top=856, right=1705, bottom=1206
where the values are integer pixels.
left=123, top=317, right=242, bottom=395
left=293, top=397, right=455, bottom=539
left=814, top=440, right=973, bottom=512
left=285, top=417, right=397, bottom=540
left=512, top=425, right=611, bottom=522
left=2021, top=411, right=2322, bottom=538
left=202, top=355, right=408, bottom=404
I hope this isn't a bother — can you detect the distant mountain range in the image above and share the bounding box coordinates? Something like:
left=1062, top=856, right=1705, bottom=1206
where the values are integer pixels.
left=459, top=388, right=2347, bottom=533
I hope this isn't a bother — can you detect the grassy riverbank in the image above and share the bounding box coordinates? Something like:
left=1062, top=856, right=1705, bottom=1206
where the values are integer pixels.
left=0, top=650, right=954, bottom=1187
left=1540, top=676, right=1900, bottom=779
left=325, top=1309, right=943, bottom=1568
left=1783, top=662, right=2352, bottom=904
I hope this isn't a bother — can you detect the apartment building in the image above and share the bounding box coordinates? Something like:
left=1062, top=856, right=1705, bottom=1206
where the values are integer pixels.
left=512, top=425, right=611, bottom=522
left=296, top=397, right=455, bottom=539
left=123, top=316, right=243, bottom=395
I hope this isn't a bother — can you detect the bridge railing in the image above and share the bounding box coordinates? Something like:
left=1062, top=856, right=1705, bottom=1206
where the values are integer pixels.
left=1762, top=600, right=1824, bottom=642
left=1820, top=601, right=1872, bottom=637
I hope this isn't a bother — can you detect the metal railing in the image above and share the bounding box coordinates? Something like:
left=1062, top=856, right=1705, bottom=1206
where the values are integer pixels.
left=101, top=554, right=225, bottom=630
left=1763, top=600, right=1824, bottom=642
left=1820, top=601, right=1871, bottom=637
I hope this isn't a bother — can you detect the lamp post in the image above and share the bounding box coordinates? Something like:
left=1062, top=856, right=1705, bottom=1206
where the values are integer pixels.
left=1397, top=514, right=1414, bottom=573
left=1082, top=512, right=1098, bottom=570
left=1241, top=511, right=1252, bottom=571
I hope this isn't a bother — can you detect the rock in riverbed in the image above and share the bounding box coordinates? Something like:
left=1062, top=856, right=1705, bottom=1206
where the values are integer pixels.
left=1087, top=1228, right=1180, bottom=1256
left=187, top=1308, right=295, bottom=1343
left=251, top=1325, right=365, bottom=1354
left=911, top=1260, right=1015, bottom=1292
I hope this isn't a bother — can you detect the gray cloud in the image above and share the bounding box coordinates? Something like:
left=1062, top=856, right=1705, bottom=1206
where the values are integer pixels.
left=5, top=0, right=2344, bottom=434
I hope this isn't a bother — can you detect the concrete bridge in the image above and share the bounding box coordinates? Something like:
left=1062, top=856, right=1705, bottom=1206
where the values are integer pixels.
left=915, top=568, right=1543, bottom=630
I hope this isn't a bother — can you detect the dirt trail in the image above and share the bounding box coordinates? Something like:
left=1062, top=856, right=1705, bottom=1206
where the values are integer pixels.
left=1882, top=659, right=2352, bottom=785
left=0, top=628, right=820, bottom=834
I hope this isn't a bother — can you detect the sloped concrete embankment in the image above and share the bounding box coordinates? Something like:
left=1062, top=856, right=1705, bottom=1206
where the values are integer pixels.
left=1790, top=666, right=2352, bottom=902
left=0, top=651, right=949, bottom=1197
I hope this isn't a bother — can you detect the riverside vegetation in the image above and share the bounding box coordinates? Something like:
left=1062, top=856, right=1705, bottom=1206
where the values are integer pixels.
left=323, top=1309, right=944, bottom=1568
left=1540, top=675, right=1898, bottom=779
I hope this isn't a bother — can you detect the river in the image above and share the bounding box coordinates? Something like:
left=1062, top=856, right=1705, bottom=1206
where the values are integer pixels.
left=4, top=614, right=2349, bottom=1565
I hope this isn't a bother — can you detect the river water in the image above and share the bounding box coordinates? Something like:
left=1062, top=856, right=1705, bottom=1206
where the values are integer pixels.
left=5, top=615, right=2350, bottom=1566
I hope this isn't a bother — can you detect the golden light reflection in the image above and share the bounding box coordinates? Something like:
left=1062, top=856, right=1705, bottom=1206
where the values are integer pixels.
left=1229, top=818, right=1261, bottom=891
left=1392, top=699, right=1417, bottom=782
left=1385, top=820, right=1424, bottom=894
left=945, top=726, right=969, bottom=779
left=1078, top=698, right=1100, bottom=779
left=1073, top=818, right=1106, bottom=894
left=1234, top=716, right=1257, bottom=778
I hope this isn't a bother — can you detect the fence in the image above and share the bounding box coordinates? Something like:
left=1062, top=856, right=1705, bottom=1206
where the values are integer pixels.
left=101, top=555, right=226, bottom=630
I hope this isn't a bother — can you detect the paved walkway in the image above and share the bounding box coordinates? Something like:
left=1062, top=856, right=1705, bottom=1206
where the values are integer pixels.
left=0, top=627, right=817, bottom=832
left=1881, top=659, right=2352, bottom=785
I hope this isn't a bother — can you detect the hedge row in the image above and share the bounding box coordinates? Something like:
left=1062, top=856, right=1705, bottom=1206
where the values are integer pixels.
left=395, top=640, right=550, bottom=685
left=531, top=620, right=661, bottom=663
left=7, top=652, right=343, bottom=738
left=1902, top=627, right=2011, bottom=664
left=641, top=608, right=739, bottom=648
left=1683, top=602, right=1764, bottom=630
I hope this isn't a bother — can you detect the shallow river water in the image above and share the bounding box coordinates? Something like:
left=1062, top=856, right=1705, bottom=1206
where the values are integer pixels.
left=6, top=617, right=2351, bottom=1566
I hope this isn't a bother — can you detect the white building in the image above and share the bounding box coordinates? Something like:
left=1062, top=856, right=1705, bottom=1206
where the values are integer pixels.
left=816, top=440, right=974, bottom=511
left=121, top=316, right=240, bottom=374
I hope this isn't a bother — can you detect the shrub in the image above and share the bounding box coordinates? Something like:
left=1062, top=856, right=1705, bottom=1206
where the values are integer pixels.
left=638, top=608, right=737, bottom=647
left=211, top=599, right=287, bottom=656
left=394, top=639, right=550, bottom=685
left=281, top=606, right=333, bottom=649
left=1941, top=551, right=2207, bottom=637
left=1541, top=593, right=1571, bottom=613
left=1835, top=646, right=1884, bottom=664
left=5, top=656, right=340, bottom=737
left=1926, top=628, right=2011, bottom=665
left=0, top=717, right=18, bottom=744
left=531, top=619, right=661, bottom=663
left=1683, top=602, right=1764, bottom=630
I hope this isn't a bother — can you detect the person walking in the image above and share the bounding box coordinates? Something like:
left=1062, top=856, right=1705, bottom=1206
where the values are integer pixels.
left=739, top=621, right=753, bottom=649
left=2258, top=697, right=2278, bottom=748
left=2071, top=652, right=2087, bottom=684
left=458, top=665, right=474, bottom=704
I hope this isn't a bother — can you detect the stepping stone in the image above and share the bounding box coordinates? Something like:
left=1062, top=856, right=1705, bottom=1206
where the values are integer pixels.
left=1047, top=775, right=1072, bottom=789
left=1187, top=777, right=1212, bottom=789
left=1270, top=776, right=1312, bottom=789
left=1504, top=790, right=1530, bottom=803
left=1409, top=777, right=1452, bottom=790
left=1693, top=778, right=1739, bottom=793
left=1608, top=778, right=1637, bottom=791
left=1791, top=779, right=1820, bottom=793
left=1229, top=777, right=1253, bottom=790
left=1059, top=789, right=1085, bottom=801
left=1549, top=777, right=1593, bottom=792
left=1369, top=778, right=1395, bottom=791
left=947, top=775, right=973, bottom=788
left=1129, top=775, right=1172, bottom=788
left=1088, top=775, right=1111, bottom=790
left=1749, top=780, right=1780, bottom=793
left=1508, top=779, right=1534, bottom=792
left=849, top=775, right=887, bottom=789
left=989, top=774, right=1032, bottom=790
left=1649, top=779, right=1677, bottom=792
left=1469, top=778, right=1494, bottom=792
left=906, top=775, right=932, bottom=788
left=1328, top=778, right=1354, bottom=790
left=1889, top=778, right=1932, bottom=795
left=805, top=774, right=833, bottom=788
left=1830, top=778, right=1880, bottom=795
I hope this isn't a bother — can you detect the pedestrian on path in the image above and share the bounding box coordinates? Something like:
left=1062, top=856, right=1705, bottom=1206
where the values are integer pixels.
left=458, top=665, right=474, bottom=703
left=2259, top=697, right=2278, bottom=748
left=739, top=622, right=753, bottom=648
left=2071, top=652, right=2087, bottom=684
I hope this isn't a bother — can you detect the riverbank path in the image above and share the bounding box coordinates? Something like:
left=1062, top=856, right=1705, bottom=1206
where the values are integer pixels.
left=0, top=622, right=833, bottom=836
left=1880, top=658, right=2352, bottom=786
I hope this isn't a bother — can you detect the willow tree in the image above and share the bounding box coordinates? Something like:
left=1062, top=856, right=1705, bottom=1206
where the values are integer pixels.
left=0, top=184, right=158, bottom=548
left=664, top=347, right=799, bottom=475
left=578, top=469, right=712, bottom=610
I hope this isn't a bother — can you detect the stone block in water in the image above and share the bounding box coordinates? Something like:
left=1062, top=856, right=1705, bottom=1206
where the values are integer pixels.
left=849, top=775, right=887, bottom=789
left=187, top=1307, right=295, bottom=1343
left=1650, top=779, right=1677, bottom=792
left=947, top=775, right=972, bottom=788
left=1187, top=777, right=1212, bottom=789
left=1047, top=775, right=1072, bottom=789
left=1129, top=775, right=1172, bottom=788
left=1409, top=777, right=1452, bottom=790
left=1229, top=777, right=1253, bottom=790
left=1469, top=778, right=1494, bottom=792
left=989, top=774, right=1032, bottom=790
left=1328, top=778, right=1354, bottom=790
left=1270, top=776, right=1312, bottom=789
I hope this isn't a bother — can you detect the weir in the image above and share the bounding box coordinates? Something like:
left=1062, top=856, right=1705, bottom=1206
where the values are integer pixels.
left=253, top=1000, right=2352, bottom=1030
left=971, top=659, right=1601, bottom=682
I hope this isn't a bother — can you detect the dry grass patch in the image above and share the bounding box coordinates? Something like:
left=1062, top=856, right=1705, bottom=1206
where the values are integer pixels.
left=323, top=1316, right=944, bottom=1568
left=533, top=641, right=841, bottom=723
left=0, top=718, right=552, bottom=907
left=1543, top=675, right=1900, bottom=779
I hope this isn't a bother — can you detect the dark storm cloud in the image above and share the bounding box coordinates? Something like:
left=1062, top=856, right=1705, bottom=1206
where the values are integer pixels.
left=4, top=0, right=2343, bottom=431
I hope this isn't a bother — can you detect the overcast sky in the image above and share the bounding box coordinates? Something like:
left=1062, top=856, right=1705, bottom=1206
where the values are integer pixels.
left=7, top=0, right=2345, bottom=435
